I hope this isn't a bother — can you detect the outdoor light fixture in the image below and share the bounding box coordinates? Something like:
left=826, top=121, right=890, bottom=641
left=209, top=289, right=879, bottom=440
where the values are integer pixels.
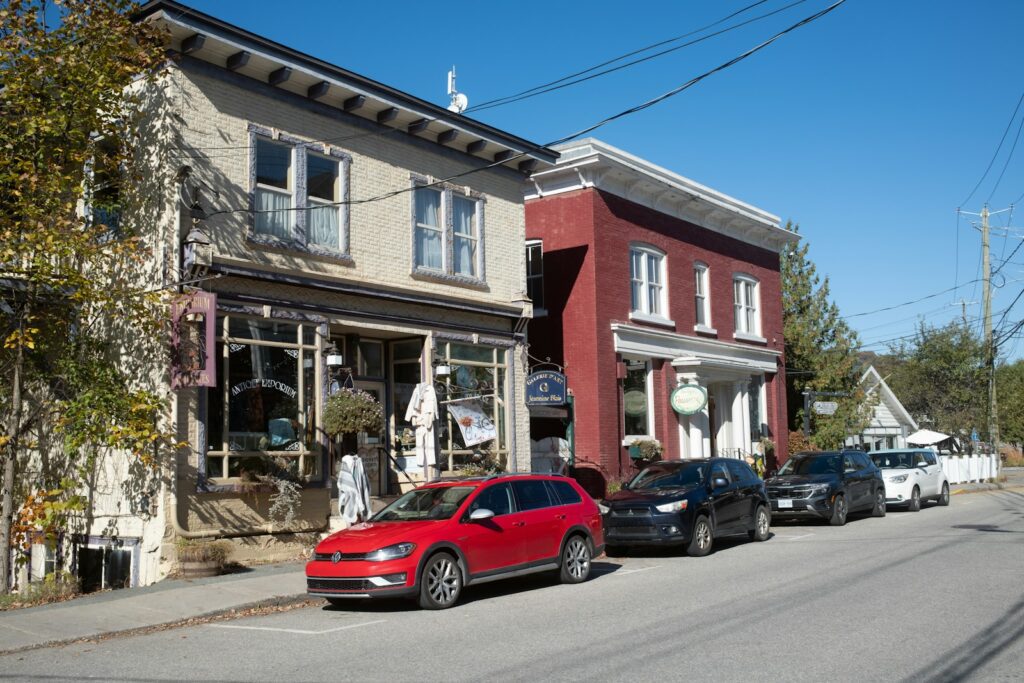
left=433, top=358, right=451, bottom=377
left=325, top=342, right=344, bottom=369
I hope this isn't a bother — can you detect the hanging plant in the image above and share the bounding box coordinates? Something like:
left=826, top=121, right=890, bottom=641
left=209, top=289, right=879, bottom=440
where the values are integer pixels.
left=322, top=388, right=383, bottom=437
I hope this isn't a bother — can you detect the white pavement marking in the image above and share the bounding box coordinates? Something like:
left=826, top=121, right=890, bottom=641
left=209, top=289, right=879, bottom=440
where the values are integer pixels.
left=208, top=619, right=386, bottom=635
left=775, top=533, right=814, bottom=541
left=593, top=565, right=661, bottom=576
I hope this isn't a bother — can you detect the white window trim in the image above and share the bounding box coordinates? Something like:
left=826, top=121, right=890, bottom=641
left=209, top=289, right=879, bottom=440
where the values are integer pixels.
left=693, top=261, right=714, bottom=334
left=411, top=176, right=486, bottom=285
left=622, top=358, right=655, bottom=443
left=248, top=123, right=352, bottom=260
left=732, top=273, right=763, bottom=340
left=525, top=239, right=546, bottom=317
left=629, top=244, right=671, bottom=323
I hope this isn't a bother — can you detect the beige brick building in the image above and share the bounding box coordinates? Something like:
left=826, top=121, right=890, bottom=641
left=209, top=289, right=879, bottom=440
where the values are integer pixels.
left=70, top=1, right=556, bottom=587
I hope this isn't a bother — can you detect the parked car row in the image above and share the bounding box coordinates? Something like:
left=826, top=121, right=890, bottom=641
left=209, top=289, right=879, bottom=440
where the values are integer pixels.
left=305, top=449, right=950, bottom=610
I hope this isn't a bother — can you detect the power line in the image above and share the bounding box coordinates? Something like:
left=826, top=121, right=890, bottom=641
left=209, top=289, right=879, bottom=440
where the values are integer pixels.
left=986, top=110, right=1024, bottom=204
left=467, top=0, right=810, bottom=114
left=204, top=0, right=848, bottom=221
left=960, top=86, right=1024, bottom=207
left=843, top=279, right=983, bottom=319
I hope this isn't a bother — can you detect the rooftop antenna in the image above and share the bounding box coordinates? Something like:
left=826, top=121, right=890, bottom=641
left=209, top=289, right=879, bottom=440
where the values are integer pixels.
left=447, top=66, right=468, bottom=114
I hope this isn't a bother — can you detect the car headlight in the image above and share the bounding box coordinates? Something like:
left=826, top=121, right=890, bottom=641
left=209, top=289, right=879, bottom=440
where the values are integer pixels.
left=598, top=502, right=610, bottom=515
left=808, top=483, right=831, bottom=495
left=888, top=474, right=908, bottom=484
left=364, top=542, right=416, bottom=562
left=656, top=500, right=688, bottom=513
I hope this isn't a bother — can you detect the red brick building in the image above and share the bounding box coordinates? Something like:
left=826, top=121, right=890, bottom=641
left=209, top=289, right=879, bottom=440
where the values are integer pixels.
left=525, top=139, right=797, bottom=494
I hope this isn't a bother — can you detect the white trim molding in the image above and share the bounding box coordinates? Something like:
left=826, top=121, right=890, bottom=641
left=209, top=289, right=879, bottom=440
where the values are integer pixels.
left=526, top=138, right=798, bottom=252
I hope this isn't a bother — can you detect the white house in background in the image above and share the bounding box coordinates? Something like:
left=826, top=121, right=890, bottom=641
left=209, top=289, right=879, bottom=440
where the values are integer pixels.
left=845, top=366, right=918, bottom=451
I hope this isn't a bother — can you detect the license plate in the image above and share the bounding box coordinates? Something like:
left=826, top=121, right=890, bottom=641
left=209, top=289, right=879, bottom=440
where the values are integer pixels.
left=777, top=499, right=793, bottom=509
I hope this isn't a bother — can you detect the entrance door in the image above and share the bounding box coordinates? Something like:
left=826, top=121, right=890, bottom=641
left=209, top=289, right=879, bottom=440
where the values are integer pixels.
left=355, top=380, right=387, bottom=496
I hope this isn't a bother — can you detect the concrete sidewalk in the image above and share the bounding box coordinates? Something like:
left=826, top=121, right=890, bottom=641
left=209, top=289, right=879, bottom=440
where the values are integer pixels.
left=2, top=468, right=1022, bottom=655
left=0, top=561, right=308, bottom=655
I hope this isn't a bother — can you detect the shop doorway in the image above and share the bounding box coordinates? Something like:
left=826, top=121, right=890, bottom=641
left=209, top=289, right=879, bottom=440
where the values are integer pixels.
left=355, top=380, right=386, bottom=496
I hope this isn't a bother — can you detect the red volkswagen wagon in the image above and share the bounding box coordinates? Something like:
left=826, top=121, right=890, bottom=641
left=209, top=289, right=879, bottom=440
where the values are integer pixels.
left=306, top=473, right=603, bottom=609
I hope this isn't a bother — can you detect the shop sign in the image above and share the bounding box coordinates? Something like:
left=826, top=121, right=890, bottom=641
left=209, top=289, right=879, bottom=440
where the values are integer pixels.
left=813, top=401, right=838, bottom=415
left=671, top=384, right=707, bottom=415
left=526, top=370, right=567, bottom=406
left=623, top=390, right=648, bottom=417
left=170, top=291, right=216, bottom=389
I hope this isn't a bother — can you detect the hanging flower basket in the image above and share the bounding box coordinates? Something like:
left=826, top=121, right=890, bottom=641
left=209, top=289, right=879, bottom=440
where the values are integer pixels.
left=323, top=388, right=383, bottom=437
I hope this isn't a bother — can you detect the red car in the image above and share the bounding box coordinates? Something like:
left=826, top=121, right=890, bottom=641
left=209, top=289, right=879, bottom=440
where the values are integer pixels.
left=306, top=473, right=603, bottom=609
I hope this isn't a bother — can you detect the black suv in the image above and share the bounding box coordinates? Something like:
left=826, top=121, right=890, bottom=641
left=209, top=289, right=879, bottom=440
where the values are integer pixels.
left=600, top=458, right=771, bottom=557
left=766, top=450, right=885, bottom=526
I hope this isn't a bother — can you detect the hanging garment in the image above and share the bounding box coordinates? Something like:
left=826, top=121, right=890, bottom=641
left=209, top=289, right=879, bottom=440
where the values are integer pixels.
left=338, top=453, right=370, bottom=523
left=404, top=382, right=438, bottom=468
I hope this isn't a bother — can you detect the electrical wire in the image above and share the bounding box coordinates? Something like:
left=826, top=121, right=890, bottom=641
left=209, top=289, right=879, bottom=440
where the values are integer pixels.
left=203, top=0, right=848, bottom=221
left=986, top=111, right=1024, bottom=205
left=466, top=0, right=773, bottom=112
left=843, top=279, right=983, bottom=319
left=466, top=0, right=809, bottom=114
left=960, top=86, right=1024, bottom=208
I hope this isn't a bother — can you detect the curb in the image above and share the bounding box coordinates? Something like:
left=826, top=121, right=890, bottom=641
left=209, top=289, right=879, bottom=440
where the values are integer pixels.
left=0, top=593, right=316, bottom=657
left=951, top=483, right=1024, bottom=495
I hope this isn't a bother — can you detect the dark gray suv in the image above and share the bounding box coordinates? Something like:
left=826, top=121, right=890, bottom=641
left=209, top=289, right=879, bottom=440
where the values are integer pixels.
left=766, top=450, right=886, bottom=526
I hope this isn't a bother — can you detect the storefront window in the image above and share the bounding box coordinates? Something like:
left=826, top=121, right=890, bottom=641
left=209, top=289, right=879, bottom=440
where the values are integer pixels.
left=623, top=360, right=651, bottom=437
left=206, top=315, right=320, bottom=482
left=435, top=342, right=508, bottom=471
left=391, top=339, right=424, bottom=453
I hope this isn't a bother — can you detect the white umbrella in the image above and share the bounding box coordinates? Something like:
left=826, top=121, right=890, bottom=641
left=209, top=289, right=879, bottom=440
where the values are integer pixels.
left=906, top=429, right=949, bottom=446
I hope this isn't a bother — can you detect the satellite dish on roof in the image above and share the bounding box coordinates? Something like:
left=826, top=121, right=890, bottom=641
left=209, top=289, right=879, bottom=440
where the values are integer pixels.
left=446, top=66, right=468, bottom=114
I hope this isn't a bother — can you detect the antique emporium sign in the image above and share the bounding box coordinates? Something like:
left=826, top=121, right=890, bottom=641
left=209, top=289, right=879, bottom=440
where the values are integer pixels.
left=670, top=384, right=708, bottom=415
left=525, top=370, right=567, bottom=406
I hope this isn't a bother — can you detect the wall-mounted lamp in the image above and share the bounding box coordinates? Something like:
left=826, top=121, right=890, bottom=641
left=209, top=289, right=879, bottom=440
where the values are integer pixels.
left=325, top=341, right=344, bottom=369
left=432, top=356, right=451, bottom=377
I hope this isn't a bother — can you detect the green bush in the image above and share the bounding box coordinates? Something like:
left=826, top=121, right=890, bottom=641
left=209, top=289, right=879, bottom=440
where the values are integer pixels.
left=322, top=388, right=383, bottom=436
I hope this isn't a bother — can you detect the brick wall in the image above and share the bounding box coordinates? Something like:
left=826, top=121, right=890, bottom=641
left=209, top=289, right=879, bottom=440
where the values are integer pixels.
left=528, top=188, right=789, bottom=485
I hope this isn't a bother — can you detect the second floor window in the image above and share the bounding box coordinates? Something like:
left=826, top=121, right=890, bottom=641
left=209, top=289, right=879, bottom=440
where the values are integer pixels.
left=630, top=245, right=666, bottom=318
left=733, top=275, right=760, bottom=336
left=694, top=262, right=710, bottom=327
left=525, top=240, right=545, bottom=312
left=250, top=125, right=350, bottom=255
left=413, top=183, right=483, bottom=280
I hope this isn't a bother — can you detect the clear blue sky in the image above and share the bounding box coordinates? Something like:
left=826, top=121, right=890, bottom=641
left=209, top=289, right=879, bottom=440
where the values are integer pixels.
left=182, top=0, right=1024, bottom=359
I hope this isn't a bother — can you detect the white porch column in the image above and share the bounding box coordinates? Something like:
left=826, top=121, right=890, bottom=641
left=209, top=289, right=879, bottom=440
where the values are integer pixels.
left=731, top=380, right=751, bottom=456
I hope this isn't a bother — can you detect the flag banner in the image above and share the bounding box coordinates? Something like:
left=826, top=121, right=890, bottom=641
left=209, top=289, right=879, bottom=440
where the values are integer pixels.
left=447, top=399, right=496, bottom=447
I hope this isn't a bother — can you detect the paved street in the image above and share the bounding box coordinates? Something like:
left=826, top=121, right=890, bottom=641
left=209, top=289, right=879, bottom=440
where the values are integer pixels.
left=2, top=488, right=1023, bottom=683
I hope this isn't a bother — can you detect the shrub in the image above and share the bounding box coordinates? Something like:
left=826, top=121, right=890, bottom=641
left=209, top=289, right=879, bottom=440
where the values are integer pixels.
left=175, top=539, right=229, bottom=565
left=0, top=571, right=80, bottom=611
left=322, top=388, right=383, bottom=436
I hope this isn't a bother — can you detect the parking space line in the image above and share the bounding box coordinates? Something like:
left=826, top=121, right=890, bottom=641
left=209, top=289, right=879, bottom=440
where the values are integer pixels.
left=209, top=619, right=387, bottom=635
left=775, top=533, right=814, bottom=541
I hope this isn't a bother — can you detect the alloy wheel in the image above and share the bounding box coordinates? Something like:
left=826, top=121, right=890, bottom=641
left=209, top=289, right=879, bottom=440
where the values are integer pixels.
left=564, top=537, right=590, bottom=581
left=757, top=508, right=769, bottom=537
left=426, top=556, right=460, bottom=606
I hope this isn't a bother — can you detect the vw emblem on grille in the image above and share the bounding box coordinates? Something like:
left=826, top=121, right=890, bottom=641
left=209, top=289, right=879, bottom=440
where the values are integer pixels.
left=331, top=551, right=342, bottom=564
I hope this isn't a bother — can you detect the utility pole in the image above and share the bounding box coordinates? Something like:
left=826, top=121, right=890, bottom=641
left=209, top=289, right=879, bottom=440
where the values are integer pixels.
left=981, top=206, right=1000, bottom=450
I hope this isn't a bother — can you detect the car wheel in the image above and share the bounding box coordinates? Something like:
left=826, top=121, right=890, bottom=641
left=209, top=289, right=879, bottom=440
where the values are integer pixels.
left=829, top=495, right=848, bottom=526
left=560, top=535, right=592, bottom=584
left=748, top=505, right=770, bottom=542
left=604, top=544, right=627, bottom=557
left=871, top=488, right=886, bottom=517
left=908, top=486, right=921, bottom=512
left=418, top=552, right=462, bottom=610
left=938, top=482, right=950, bottom=506
left=686, top=515, right=713, bottom=557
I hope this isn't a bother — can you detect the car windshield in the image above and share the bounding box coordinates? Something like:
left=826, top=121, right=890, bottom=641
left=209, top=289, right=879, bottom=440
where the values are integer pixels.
left=627, top=462, right=706, bottom=490
left=870, top=452, right=917, bottom=469
left=371, top=486, right=475, bottom=522
left=778, top=455, right=841, bottom=475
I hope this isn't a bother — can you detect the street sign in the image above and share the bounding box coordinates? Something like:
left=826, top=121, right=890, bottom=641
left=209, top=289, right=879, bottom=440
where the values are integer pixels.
left=813, top=400, right=838, bottom=415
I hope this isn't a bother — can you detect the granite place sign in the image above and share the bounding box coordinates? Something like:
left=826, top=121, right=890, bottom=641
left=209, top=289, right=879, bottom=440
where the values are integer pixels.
left=526, top=370, right=567, bottom=406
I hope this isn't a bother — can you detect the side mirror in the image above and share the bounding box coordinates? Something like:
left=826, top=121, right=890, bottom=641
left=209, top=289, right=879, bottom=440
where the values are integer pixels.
left=468, top=508, right=495, bottom=522
left=712, top=477, right=729, bottom=489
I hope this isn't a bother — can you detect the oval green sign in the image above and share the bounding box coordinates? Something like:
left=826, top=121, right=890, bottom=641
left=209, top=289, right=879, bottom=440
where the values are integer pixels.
left=671, top=384, right=707, bottom=415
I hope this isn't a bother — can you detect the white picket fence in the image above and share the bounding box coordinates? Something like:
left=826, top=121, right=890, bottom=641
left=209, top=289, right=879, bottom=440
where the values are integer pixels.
left=938, top=454, right=1000, bottom=484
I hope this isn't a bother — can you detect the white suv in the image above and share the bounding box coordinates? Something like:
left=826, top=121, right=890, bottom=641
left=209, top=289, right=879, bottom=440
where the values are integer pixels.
left=869, top=449, right=950, bottom=511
